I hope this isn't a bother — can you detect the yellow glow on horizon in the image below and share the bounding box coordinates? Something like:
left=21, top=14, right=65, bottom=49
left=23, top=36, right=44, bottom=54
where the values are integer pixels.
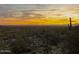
left=0, top=18, right=78, bottom=25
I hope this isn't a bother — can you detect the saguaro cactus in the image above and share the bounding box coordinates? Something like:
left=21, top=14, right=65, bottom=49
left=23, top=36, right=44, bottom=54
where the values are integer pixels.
left=69, top=17, right=72, bottom=31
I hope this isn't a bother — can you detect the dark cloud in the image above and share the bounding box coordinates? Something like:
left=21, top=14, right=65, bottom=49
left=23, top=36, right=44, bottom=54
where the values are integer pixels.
left=0, top=4, right=79, bottom=18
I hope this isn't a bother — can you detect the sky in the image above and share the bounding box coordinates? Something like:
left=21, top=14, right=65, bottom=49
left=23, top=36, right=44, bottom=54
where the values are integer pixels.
left=0, top=4, right=79, bottom=25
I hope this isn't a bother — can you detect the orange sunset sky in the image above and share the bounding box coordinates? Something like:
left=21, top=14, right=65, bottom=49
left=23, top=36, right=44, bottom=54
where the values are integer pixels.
left=0, top=4, right=79, bottom=25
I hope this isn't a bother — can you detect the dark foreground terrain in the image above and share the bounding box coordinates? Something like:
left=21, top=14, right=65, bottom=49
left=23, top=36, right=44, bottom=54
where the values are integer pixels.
left=0, top=25, right=79, bottom=54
